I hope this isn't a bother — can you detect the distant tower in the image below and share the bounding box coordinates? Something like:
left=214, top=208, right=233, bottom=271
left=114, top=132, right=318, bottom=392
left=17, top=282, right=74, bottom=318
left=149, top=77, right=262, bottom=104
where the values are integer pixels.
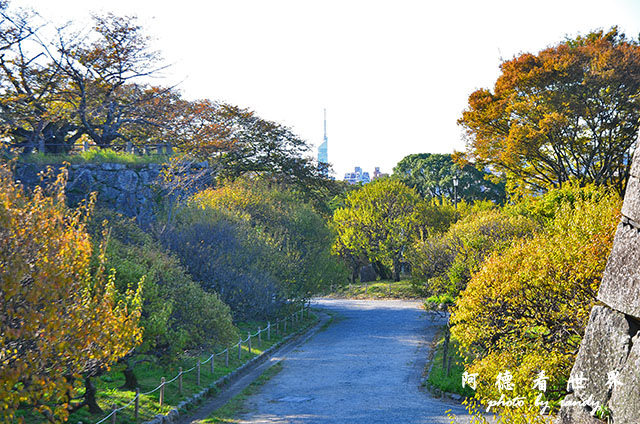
left=318, top=109, right=328, bottom=176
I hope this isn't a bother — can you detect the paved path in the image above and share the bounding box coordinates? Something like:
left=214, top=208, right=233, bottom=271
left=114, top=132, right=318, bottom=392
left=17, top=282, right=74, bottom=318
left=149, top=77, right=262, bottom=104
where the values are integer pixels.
left=236, top=299, right=470, bottom=424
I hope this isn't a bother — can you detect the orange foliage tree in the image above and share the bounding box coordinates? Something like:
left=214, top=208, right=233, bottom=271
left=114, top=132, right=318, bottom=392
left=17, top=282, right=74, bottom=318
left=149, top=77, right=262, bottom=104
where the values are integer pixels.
left=0, top=163, right=142, bottom=423
left=459, top=28, right=640, bottom=196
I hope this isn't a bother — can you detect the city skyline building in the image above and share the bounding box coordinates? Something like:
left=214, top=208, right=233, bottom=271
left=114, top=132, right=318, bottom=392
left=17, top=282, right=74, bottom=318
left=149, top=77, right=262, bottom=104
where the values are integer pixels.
left=317, top=109, right=328, bottom=176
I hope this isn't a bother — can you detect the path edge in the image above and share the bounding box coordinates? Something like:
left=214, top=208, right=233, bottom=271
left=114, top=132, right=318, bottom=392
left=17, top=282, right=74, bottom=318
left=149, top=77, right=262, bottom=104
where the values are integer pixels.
left=142, top=310, right=330, bottom=424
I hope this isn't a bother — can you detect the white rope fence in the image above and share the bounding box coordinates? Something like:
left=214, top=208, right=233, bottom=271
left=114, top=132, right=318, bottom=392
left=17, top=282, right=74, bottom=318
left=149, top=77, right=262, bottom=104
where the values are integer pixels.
left=87, top=303, right=311, bottom=424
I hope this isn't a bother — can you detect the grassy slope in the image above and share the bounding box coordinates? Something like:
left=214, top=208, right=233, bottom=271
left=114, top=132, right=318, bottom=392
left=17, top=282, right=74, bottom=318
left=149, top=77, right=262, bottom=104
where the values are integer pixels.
left=325, top=279, right=425, bottom=300
left=425, top=330, right=475, bottom=398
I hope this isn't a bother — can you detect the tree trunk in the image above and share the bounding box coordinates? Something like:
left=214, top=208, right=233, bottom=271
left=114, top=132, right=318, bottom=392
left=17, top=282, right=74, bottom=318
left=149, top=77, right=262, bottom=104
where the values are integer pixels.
left=392, top=258, right=401, bottom=282
left=84, top=377, right=103, bottom=414
left=121, top=362, right=138, bottom=389
left=371, top=261, right=391, bottom=280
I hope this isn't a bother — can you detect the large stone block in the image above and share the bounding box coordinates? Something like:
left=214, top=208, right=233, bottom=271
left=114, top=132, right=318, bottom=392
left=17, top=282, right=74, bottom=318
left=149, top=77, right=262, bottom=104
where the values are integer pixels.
left=621, top=174, right=640, bottom=224
left=598, top=222, right=640, bottom=319
left=630, top=143, right=640, bottom=179
left=609, top=332, right=640, bottom=423
left=557, top=396, right=603, bottom=424
left=564, top=306, right=631, bottom=408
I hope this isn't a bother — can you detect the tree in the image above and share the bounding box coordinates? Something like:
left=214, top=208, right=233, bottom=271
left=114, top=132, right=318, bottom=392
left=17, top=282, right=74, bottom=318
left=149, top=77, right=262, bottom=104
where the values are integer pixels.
left=332, top=178, right=430, bottom=281
left=55, top=14, right=166, bottom=150
left=0, top=163, right=142, bottom=422
left=450, top=184, right=620, bottom=404
left=0, top=7, right=83, bottom=154
left=393, top=153, right=505, bottom=203
left=459, top=28, right=640, bottom=195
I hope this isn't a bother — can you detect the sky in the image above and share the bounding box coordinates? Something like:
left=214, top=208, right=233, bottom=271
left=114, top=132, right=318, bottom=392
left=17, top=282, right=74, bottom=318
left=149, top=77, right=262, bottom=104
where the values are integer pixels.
left=12, top=0, right=640, bottom=178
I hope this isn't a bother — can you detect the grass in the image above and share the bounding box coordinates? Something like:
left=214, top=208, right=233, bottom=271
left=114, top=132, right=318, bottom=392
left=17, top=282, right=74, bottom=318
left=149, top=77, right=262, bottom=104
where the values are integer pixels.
left=325, top=279, right=425, bottom=299
left=201, top=362, right=284, bottom=423
left=425, top=329, right=475, bottom=398
left=19, top=148, right=170, bottom=166
left=15, top=313, right=318, bottom=424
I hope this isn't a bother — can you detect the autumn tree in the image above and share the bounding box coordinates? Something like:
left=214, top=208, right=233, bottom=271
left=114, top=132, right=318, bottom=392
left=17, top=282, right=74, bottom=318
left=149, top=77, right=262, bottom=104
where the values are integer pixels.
left=451, top=184, right=620, bottom=404
left=54, top=14, right=167, bottom=150
left=459, top=28, right=640, bottom=195
left=0, top=7, right=83, bottom=154
left=0, top=163, right=142, bottom=422
left=392, top=153, right=505, bottom=203
left=333, top=178, right=432, bottom=281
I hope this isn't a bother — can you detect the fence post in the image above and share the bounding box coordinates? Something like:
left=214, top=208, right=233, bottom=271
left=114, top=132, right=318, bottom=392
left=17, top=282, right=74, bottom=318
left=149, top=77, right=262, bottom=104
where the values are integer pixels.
left=159, top=377, right=165, bottom=407
left=258, top=328, right=262, bottom=347
left=225, top=348, right=229, bottom=367
left=135, top=388, right=139, bottom=421
left=126, top=140, right=133, bottom=154
left=267, top=322, right=271, bottom=341
left=197, top=360, right=201, bottom=386
left=276, top=320, right=280, bottom=334
left=83, top=140, right=89, bottom=152
left=178, top=367, right=183, bottom=394
left=210, top=354, right=215, bottom=375
left=111, top=404, right=117, bottom=424
left=248, top=331, right=252, bottom=354
left=238, top=337, right=242, bottom=359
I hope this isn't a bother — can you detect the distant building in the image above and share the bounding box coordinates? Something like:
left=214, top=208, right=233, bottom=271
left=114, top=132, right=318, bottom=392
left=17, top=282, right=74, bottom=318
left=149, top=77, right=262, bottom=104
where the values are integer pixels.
left=344, top=166, right=371, bottom=184
left=372, top=167, right=388, bottom=180
left=317, top=109, right=329, bottom=177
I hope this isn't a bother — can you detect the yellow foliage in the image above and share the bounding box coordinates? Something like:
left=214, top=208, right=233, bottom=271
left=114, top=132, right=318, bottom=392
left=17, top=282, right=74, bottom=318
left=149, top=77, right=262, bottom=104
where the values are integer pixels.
left=451, top=184, right=620, bottom=412
left=0, top=163, right=142, bottom=423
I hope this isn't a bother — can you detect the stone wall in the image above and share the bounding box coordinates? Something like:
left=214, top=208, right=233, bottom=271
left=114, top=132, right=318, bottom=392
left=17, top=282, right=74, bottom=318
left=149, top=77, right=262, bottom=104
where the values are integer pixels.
left=558, top=151, right=640, bottom=423
left=15, top=161, right=212, bottom=226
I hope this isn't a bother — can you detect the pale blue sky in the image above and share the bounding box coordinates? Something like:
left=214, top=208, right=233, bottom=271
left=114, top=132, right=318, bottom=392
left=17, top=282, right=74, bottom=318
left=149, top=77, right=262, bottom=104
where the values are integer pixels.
left=13, top=0, right=640, bottom=178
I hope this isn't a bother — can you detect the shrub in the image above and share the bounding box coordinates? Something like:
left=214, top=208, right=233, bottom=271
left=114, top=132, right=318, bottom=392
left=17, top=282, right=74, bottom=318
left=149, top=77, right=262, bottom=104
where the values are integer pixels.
left=409, top=208, right=538, bottom=297
left=92, top=210, right=237, bottom=353
left=0, top=164, right=142, bottom=422
left=451, top=184, right=620, bottom=406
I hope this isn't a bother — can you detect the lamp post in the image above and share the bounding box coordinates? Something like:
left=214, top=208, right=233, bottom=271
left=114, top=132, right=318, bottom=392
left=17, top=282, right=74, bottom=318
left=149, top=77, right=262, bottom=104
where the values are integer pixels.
left=453, top=175, right=458, bottom=210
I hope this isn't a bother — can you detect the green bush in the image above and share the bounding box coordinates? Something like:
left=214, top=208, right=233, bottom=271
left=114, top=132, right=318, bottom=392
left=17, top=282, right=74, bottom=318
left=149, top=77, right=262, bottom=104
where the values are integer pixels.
left=409, top=208, right=538, bottom=297
left=451, top=184, right=621, bottom=405
left=92, top=210, right=237, bottom=353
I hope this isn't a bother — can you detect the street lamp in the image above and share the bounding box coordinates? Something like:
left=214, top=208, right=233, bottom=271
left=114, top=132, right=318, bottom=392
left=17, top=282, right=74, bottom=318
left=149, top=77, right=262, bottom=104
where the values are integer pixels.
left=453, top=175, right=458, bottom=210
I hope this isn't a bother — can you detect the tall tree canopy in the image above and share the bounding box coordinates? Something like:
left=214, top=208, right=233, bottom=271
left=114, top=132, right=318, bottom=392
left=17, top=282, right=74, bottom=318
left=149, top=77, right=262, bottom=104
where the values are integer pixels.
left=392, top=153, right=505, bottom=203
left=459, top=28, right=640, bottom=195
left=332, top=178, right=448, bottom=281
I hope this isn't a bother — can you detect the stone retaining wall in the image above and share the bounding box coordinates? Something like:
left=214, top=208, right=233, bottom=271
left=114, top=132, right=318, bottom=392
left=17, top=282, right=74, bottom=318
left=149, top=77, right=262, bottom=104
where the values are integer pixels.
left=15, top=161, right=211, bottom=226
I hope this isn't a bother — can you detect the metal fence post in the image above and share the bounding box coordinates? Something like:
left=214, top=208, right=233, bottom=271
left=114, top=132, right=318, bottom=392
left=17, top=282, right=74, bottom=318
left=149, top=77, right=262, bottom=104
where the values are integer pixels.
left=178, top=367, right=183, bottom=394
left=135, top=388, right=139, bottom=421
left=197, top=360, right=201, bottom=386
left=238, top=337, right=242, bottom=359
left=225, top=348, right=229, bottom=367
left=267, top=322, right=271, bottom=341
left=159, top=377, right=165, bottom=406
left=210, top=354, right=215, bottom=374
left=258, top=328, right=262, bottom=347
left=248, top=331, right=252, bottom=354
left=111, top=404, right=117, bottom=424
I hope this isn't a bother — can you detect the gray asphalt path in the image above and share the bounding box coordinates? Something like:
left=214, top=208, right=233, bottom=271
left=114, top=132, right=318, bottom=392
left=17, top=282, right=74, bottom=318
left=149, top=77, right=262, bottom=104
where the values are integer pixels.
left=236, top=298, right=471, bottom=424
